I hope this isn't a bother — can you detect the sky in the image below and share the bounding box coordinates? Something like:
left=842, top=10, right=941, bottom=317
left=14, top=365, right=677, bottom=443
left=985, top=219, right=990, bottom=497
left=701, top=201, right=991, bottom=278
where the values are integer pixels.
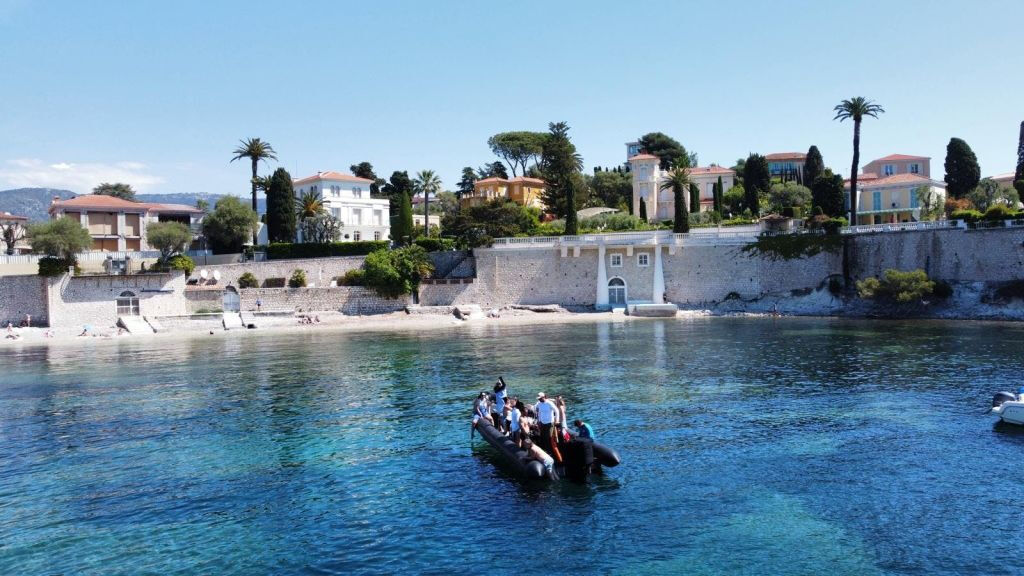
left=0, top=0, right=1022, bottom=196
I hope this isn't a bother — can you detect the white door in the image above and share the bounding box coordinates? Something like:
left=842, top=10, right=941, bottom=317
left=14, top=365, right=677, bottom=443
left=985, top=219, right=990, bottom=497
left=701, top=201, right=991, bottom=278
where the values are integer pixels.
left=222, top=289, right=240, bottom=312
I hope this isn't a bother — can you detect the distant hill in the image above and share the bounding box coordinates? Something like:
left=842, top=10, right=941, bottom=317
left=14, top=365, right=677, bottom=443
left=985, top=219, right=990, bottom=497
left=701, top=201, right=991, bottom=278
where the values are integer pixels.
left=0, top=188, right=265, bottom=222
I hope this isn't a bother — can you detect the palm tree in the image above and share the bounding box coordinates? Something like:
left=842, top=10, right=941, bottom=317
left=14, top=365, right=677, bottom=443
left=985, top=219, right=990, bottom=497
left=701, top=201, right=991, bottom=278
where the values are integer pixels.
left=833, top=98, right=884, bottom=226
left=231, top=137, right=277, bottom=244
left=659, top=158, right=692, bottom=233
left=413, top=170, right=442, bottom=237
left=295, top=189, right=325, bottom=219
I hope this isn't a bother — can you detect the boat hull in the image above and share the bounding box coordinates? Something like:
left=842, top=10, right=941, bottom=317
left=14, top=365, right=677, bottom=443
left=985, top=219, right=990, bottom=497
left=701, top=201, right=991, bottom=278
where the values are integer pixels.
left=475, top=419, right=546, bottom=479
left=994, top=401, right=1024, bottom=425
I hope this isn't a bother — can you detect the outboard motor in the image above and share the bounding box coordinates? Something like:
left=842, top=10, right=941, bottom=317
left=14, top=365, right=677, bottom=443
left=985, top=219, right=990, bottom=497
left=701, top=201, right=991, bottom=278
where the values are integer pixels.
left=993, top=391, right=1018, bottom=408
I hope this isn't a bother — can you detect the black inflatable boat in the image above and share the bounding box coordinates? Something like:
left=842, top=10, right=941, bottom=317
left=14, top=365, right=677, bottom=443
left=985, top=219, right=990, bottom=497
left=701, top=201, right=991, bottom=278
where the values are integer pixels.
left=474, top=418, right=621, bottom=482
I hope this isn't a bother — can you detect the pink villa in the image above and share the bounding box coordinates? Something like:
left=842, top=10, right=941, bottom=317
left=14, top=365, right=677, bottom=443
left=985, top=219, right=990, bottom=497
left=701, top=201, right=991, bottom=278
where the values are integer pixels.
left=49, top=195, right=204, bottom=252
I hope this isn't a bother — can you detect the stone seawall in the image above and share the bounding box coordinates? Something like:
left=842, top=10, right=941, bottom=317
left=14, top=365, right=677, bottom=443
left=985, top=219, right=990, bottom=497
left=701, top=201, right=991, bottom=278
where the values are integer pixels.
left=196, top=256, right=367, bottom=288
left=47, top=272, right=188, bottom=329
left=239, top=286, right=410, bottom=315
left=0, top=275, right=48, bottom=325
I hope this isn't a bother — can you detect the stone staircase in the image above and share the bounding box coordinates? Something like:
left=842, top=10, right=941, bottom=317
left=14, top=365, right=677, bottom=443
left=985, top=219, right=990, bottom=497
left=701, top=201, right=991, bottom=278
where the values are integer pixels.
left=222, top=311, right=245, bottom=330
left=117, top=315, right=155, bottom=334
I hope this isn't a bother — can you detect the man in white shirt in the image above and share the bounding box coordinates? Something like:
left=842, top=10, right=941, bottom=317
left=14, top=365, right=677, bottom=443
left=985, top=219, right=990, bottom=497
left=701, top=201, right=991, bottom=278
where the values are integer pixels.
left=535, top=392, right=561, bottom=461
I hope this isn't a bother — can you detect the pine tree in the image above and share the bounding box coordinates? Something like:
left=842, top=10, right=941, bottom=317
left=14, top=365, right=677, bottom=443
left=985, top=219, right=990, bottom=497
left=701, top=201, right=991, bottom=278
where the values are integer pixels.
left=944, top=137, right=981, bottom=199
left=804, top=146, right=824, bottom=188
left=266, top=167, right=296, bottom=243
left=540, top=121, right=584, bottom=234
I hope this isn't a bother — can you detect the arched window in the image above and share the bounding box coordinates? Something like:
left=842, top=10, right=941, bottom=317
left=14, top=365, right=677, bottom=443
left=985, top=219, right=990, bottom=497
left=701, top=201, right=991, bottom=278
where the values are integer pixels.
left=608, top=278, right=626, bottom=306
left=116, top=291, right=140, bottom=316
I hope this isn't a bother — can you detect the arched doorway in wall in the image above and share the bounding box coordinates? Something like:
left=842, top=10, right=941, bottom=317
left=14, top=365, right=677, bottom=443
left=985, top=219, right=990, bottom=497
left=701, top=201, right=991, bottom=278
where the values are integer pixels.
left=116, top=291, right=140, bottom=316
left=608, top=277, right=627, bottom=307
left=222, top=287, right=240, bottom=312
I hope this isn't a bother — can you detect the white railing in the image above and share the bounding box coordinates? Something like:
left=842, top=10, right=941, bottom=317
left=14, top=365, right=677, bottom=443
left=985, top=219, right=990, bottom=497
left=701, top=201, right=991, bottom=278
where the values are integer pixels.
left=0, top=249, right=212, bottom=266
left=491, top=228, right=762, bottom=248
left=840, top=220, right=961, bottom=235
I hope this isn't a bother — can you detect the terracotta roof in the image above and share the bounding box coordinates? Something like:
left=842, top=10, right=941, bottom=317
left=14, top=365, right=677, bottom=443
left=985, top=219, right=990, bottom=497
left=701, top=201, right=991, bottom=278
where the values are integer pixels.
left=628, top=153, right=660, bottom=161
left=50, top=194, right=150, bottom=213
left=871, top=154, right=928, bottom=162
left=990, top=172, right=1016, bottom=181
left=474, top=176, right=547, bottom=185
left=474, top=177, right=507, bottom=184
left=765, top=152, right=806, bottom=161
left=858, top=172, right=879, bottom=180
left=688, top=165, right=735, bottom=175
left=49, top=195, right=204, bottom=214
left=293, top=171, right=375, bottom=185
left=0, top=212, right=28, bottom=221
left=845, top=173, right=936, bottom=188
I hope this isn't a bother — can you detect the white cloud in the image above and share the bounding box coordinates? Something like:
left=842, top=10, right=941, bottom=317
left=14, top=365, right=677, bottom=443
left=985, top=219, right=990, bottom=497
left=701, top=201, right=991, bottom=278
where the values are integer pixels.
left=0, top=158, right=165, bottom=193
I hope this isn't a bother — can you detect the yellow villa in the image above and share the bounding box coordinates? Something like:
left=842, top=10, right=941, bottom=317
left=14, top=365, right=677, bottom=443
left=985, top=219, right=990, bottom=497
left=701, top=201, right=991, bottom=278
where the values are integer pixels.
left=462, top=176, right=547, bottom=210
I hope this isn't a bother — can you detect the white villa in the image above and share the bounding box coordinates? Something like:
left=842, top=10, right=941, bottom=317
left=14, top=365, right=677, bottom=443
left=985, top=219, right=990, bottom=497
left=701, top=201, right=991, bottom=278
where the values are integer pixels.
left=293, top=171, right=390, bottom=243
left=628, top=146, right=736, bottom=221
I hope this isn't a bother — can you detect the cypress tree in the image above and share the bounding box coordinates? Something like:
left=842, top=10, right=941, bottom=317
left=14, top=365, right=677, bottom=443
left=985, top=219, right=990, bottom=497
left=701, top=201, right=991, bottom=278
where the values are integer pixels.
left=266, top=167, right=296, bottom=243
left=714, top=176, right=723, bottom=212
left=1015, top=121, right=1024, bottom=196
left=393, top=190, right=413, bottom=245
left=689, top=182, right=700, bottom=213
left=804, top=146, right=824, bottom=188
left=743, top=153, right=769, bottom=216
left=944, top=137, right=981, bottom=199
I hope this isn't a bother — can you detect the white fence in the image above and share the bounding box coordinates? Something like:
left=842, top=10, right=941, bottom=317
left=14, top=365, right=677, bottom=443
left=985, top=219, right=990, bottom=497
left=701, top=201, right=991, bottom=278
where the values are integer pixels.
left=840, top=220, right=962, bottom=235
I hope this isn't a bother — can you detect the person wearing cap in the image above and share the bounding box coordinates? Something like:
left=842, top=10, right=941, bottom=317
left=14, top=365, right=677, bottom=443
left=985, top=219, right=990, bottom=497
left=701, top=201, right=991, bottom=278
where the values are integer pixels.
left=534, top=393, right=560, bottom=459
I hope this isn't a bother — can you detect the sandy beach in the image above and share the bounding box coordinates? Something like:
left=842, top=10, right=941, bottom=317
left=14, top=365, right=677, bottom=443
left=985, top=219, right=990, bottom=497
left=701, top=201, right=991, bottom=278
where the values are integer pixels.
left=0, top=307, right=721, bottom=349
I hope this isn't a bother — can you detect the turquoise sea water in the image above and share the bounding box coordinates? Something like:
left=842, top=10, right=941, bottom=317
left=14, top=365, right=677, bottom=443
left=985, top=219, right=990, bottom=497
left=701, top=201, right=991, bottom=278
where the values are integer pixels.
left=2, top=318, right=1024, bottom=575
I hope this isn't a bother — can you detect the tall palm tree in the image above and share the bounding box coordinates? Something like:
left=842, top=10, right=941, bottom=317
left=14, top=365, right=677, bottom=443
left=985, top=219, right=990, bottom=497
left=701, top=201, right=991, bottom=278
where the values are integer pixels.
left=413, top=170, right=442, bottom=236
left=833, top=98, right=884, bottom=226
left=231, top=138, right=277, bottom=244
left=295, top=189, right=325, bottom=219
left=659, top=158, right=692, bottom=233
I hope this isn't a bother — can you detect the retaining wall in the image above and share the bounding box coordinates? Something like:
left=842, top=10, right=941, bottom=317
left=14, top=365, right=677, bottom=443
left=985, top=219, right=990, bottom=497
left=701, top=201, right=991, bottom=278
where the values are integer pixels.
left=195, top=256, right=367, bottom=288
left=238, top=286, right=410, bottom=315
left=0, top=275, right=48, bottom=325
left=46, top=272, right=188, bottom=329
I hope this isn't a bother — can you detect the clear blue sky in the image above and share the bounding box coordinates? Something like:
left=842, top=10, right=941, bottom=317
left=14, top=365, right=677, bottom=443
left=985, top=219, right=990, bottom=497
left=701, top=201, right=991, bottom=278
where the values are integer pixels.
left=1, top=0, right=1021, bottom=196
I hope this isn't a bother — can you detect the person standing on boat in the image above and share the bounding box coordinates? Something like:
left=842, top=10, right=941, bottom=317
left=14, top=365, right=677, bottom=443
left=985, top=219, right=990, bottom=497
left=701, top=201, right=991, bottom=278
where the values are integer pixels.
left=535, top=393, right=561, bottom=461
left=493, top=380, right=507, bottom=433
left=509, top=404, right=522, bottom=446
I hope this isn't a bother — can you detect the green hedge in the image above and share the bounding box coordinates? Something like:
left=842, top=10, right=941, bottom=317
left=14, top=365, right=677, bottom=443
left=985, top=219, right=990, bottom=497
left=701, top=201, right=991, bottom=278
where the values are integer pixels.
left=38, top=256, right=79, bottom=277
left=983, top=205, right=1019, bottom=221
left=237, top=272, right=258, bottom=288
left=413, top=237, right=456, bottom=252
left=950, top=209, right=983, bottom=223
left=265, top=241, right=388, bottom=260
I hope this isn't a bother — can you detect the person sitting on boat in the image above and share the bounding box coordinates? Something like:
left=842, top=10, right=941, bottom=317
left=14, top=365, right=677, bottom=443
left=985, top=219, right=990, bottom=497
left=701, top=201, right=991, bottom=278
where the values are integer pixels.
left=574, top=419, right=595, bottom=440
left=1018, top=385, right=1024, bottom=402
left=521, top=436, right=556, bottom=478
left=471, top=392, right=492, bottom=438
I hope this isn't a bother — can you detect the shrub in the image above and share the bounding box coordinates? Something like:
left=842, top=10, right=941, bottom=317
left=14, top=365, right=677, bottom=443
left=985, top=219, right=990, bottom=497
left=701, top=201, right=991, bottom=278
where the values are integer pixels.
left=856, top=269, right=935, bottom=303
left=932, top=280, right=954, bottom=299
left=950, top=209, right=983, bottom=223
left=944, top=197, right=973, bottom=216
left=237, top=272, right=258, bottom=289
left=288, top=269, right=307, bottom=288
left=265, top=241, right=388, bottom=260
left=38, top=256, right=78, bottom=277
left=828, top=276, right=843, bottom=295
left=983, top=204, right=1018, bottom=221
left=414, top=237, right=456, bottom=252
left=263, top=277, right=286, bottom=288
left=363, top=245, right=434, bottom=298
left=165, top=254, right=195, bottom=276
left=336, top=268, right=366, bottom=286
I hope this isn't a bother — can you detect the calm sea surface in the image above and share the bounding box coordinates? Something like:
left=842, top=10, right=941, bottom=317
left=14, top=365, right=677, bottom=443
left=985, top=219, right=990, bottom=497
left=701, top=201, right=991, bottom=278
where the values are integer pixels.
left=2, top=318, right=1023, bottom=575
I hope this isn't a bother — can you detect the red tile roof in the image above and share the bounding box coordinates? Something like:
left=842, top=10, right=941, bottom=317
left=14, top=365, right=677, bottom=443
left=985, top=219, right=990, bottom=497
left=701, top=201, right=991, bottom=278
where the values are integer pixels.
left=49, top=195, right=203, bottom=214
left=871, top=154, right=928, bottom=162
left=474, top=177, right=546, bottom=185
left=628, top=153, right=659, bottom=161
left=688, top=165, right=735, bottom=175
left=765, top=152, right=807, bottom=161
left=293, top=171, right=375, bottom=185
left=844, top=173, right=935, bottom=188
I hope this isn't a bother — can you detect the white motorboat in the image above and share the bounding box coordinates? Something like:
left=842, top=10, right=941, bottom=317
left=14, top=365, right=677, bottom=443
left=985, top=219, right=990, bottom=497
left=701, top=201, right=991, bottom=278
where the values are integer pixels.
left=991, top=391, right=1024, bottom=425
